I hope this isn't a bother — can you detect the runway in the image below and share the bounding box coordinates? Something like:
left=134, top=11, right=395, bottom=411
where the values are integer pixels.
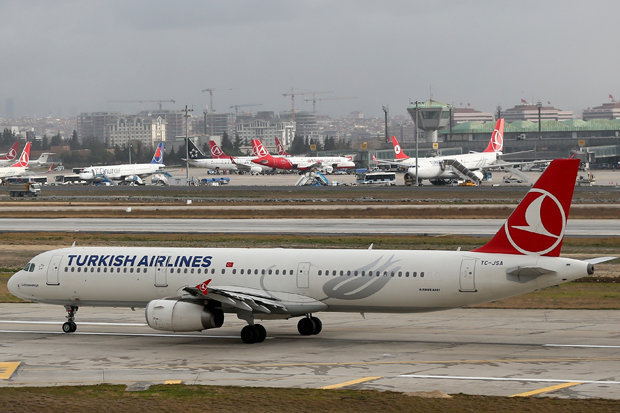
left=1, top=304, right=619, bottom=398
left=1, top=218, right=619, bottom=236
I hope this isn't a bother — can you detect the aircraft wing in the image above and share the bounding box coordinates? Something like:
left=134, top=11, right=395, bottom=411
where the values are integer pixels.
left=182, top=283, right=327, bottom=315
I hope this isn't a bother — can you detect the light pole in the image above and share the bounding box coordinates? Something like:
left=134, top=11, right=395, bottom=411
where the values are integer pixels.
left=414, top=101, right=420, bottom=185
left=183, top=105, right=193, bottom=186
left=496, top=105, right=502, bottom=121
left=382, top=105, right=389, bottom=143
left=128, top=143, right=132, bottom=164
left=537, top=101, right=542, bottom=140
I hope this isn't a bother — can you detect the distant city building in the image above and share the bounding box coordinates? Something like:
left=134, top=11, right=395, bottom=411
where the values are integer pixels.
left=77, top=112, right=120, bottom=145
left=503, top=104, right=573, bottom=122
left=452, top=107, right=494, bottom=124
left=236, top=119, right=295, bottom=148
left=108, top=115, right=166, bottom=148
left=582, top=101, right=620, bottom=120
left=138, top=110, right=186, bottom=143
left=206, top=112, right=236, bottom=138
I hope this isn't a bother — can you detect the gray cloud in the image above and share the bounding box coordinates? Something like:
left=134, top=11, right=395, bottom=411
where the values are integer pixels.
left=1, top=0, right=618, bottom=118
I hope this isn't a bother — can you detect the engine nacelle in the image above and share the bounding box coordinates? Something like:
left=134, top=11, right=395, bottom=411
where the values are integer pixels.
left=145, top=299, right=224, bottom=332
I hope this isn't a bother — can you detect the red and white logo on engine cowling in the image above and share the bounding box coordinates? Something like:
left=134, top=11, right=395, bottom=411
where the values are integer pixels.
left=504, top=188, right=565, bottom=255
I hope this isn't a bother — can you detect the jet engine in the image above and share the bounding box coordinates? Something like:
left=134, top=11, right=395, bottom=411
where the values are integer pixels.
left=145, top=299, right=224, bottom=332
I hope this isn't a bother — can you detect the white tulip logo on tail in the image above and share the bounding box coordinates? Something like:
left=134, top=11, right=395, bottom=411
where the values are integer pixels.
left=491, top=128, right=503, bottom=152
left=505, top=188, right=565, bottom=255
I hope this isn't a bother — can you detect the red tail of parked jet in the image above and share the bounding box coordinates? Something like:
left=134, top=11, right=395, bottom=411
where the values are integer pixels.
left=483, top=118, right=504, bottom=153
left=208, top=141, right=233, bottom=160
left=473, top=158, right=579, bottom=257
left=0, top=142, right=20, bottom=161
left=391, top=136, right=410, bottom=160
left=251, top=139, right=293, bottom=169
left=11, top=142, right=31, bottom=168
left=275, top=137, right=291, bottom=156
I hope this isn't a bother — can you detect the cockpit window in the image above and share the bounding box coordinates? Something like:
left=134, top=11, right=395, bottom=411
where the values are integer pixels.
left=23, top=263, right=35, bottom=272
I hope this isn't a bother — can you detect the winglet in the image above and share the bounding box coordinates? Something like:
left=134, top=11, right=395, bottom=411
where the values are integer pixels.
left=472, top=158, right=579, bottom=257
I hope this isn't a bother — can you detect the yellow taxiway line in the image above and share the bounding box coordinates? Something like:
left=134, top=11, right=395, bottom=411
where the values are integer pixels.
left=321, top=376, right=383, bottom=390
left=511, top=382, right=582, bottom=397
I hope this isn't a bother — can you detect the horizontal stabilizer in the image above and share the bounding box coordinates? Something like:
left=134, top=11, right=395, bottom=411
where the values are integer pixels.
left=584, top=257, right=617, bottom=265
left=506, top=266, right=556, bottom=278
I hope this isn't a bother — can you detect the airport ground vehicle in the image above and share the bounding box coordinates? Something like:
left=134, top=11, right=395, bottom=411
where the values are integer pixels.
left=7, top=181, right=41, bottom=197
left=356, top=171, right=396, bottom=185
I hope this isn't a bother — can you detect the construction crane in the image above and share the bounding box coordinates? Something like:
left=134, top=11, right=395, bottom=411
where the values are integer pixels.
left=282, top=89, right=331, bottom=122
left=229, top=103, right=262, bottom=116
left=107, top=99, right=176, bottom=111
left=304, top=96, right=357, bottom=113
left=201, top=88, right=234, bottom=135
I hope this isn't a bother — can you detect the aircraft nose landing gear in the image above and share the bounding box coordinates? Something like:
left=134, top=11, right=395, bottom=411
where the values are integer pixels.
left=62, top=305, right=78, bottom=333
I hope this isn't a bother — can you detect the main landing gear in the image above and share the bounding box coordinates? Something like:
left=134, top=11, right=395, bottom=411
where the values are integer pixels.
left=297, top=314, right=322, bottom=336
left=240, top=324, right=266, bottom=344
left=62, top=305, right=78, bottom=333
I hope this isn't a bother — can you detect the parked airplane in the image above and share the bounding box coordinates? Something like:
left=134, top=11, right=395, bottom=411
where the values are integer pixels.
left=186, top=140, right=237, bottom=171
left=274, top=137, right=291, bottom=156
left=9, top=158, right=612, bottom=343
left=393, top=119, right=506, bottom=185
left=206, top=140, right=272, bottom=175
left=251, top=139, right=355, bottom=173
left=0, top=142, right=31, bottom=181
left=79, top=142, right=165, bottom=185
left=0, top=141, right=21, bottom=165
left=28, top=152, right=55, bottom=169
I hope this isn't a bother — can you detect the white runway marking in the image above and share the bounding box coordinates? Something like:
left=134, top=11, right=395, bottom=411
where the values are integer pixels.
left=398, top=374, right=620, bottom=385
left=0, top=329, right=241, bottom=339
left=544, top=344, right=620, bottom=349
left=0, top=320, right=146, bottom=327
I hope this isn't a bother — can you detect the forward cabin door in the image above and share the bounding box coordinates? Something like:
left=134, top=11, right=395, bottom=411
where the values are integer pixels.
left=46, top=255, right=62, bottom=285
left=297, top=262, right=310, bottom=289
left=459, top=258, right=476, bottom=292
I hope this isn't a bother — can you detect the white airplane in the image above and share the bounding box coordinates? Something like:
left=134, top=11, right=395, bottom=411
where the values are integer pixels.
left=251, top=139, right=356, bottom=173
left=28, top=152, right=55, bottom=169
left=79, top=142, right=165, bottom=185
left=9, top=158, right=613, bottom=343
left=186, top=140, right=237, bottom=172
left=0, top=142, right=31, bottom=181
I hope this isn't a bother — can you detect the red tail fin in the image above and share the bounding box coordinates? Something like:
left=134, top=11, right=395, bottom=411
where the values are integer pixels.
left=0, top=141, right=20, bottom=161
left=252, top=139, right=272, bottom=159
left=473, top=159, right=579, bottom=257
left=483, top=119, right=504, bottom=153
left=391, top=136, right=410, bottom=160
left=275, top=137, right=290, bottom=156
left=11, top=142, right=30, bottom=167
left=209, top=141, right=230, bottom=159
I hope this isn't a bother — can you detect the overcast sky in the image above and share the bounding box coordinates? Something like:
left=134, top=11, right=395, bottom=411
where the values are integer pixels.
left=1, top=0, right=618, bottom=119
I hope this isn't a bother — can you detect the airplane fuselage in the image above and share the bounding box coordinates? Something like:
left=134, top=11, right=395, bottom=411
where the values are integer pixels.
left=407, top=152, right=499, bottom=179
left=80, top=163, right=164, bottom=180
left=9, top=246, right=588, bottom=315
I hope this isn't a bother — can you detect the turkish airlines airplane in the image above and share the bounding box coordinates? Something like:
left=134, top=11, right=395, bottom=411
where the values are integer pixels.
left=202, top=140, right=272, bottom=175
left=79, top=142, right=165, bottom=184
left=0, top=142, right=31, bottom=181
left=8, top=158, right=613, bottom=343
left=251, top=139, right=355, bottom=173
left=393, top=119, right=506, bottom=185
left=0, top=141, right=21, bottom=165
left=274, top=137, right=291, bottom=156
left=186, top=140, right=237, bottom=171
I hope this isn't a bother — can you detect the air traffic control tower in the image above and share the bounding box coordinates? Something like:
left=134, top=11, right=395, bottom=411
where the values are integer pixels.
left=407, top=99, right=451, bottom=143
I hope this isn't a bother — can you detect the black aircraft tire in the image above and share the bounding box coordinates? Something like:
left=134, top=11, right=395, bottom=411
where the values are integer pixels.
left=310, top=317, right=322, bottom=335
left=297, top=317, right=316, bottom=336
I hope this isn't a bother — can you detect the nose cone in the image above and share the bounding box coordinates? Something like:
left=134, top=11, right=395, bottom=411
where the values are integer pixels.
left=79, top=172, right=93, bottom=180
left=7, top=272, right=20, bottom=296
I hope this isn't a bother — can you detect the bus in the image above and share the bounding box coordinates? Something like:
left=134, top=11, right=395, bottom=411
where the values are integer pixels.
left=355, top=171, right=396, bottom=185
